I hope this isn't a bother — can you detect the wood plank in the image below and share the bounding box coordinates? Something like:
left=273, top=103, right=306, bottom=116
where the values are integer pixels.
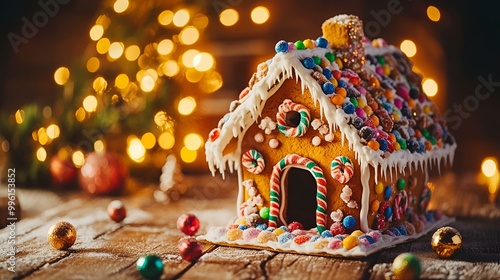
left=179, top=246, right=277, bottom=280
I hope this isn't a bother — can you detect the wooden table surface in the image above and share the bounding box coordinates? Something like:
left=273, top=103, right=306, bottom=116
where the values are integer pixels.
left=1, top=174, right=500, bottom=280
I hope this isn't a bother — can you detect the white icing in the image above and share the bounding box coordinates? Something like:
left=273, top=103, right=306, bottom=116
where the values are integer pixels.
left=312, top=136, right=321, bottom=146
left=269, top=138, right=279, bottom=149
left=205, top=34, right=457, bottom=233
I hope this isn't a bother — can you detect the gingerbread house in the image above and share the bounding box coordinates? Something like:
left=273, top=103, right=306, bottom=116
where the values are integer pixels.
left=202, top=15, right=456, bottom=256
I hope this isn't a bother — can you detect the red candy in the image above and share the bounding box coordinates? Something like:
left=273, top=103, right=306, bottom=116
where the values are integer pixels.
left=332, top=70, right=341, bottom=80
left=178, top=237, right=203, bottom=262
left=107, top=200, right=126, bottom=222
left=239, top=87, right=250, bottom=99
left=208, top=128, right=220, bottom=142
left=287, top=221, right=303, bottom=232
left=177, top=213, right=200, bottom=236
left=329, top=222, right=346, bottom=236
left=293, top=235, right=310, bottom=245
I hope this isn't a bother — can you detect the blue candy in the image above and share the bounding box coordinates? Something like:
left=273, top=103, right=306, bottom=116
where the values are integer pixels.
left=392, top=130, right=402, bottom=139
left=333, top=235, right=345, bottom=240
left=321, top=230, right=333, bottom=238
left=384, top=186, right=392, bottom=200
left=316, top=37, right=328, bottom=48
left=302, top=57, right=315, bottom=69
left=279, top=225, right=289, bottom=232
left=377, top=139, right=388, bottom=151
left=256, top=224, right=268, bottom=230
left=359, top=234, right=375, bottom=244
left=389, top=227, right=401, bottom=236
left=310, top=235, right=321, bottom=242
left=275, top=40, right=289, bottom=53
left=418, top=141, right=425, bottom=153
left=343, top=102, right=355, bottom=114
left=396, top=225, right=407, bottom=236
left=384, top=206, right=393, bottom=220
left=238, top=225, right=247, bottom=230
left=342, top=215, right=356, bottom=229
left=322, top=82, right=335, bottom=94
left=322, top=68, right=332, bottom=79
left=278, top=232, right=294, bottom=243
left=338, top=79, right=348, bottom=88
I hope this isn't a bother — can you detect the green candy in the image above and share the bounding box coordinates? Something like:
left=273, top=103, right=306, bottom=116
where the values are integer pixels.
left=137, top=255, right=164, bottom=279
left=350, top=97, right=358, bottom=108
left=325, top=52, right=335, bottom=62
left=421, top=129, right=430, bottom=139
left=376, top=55, right=385, bottom=65
left=295, top=40, right=305, bottom=50
left=397, top=178, right=406, bottom=190
left=312, top=56, right=321, bottom=65
left=397, top=138, right=407, bottom=150
left=259, top=207, right=270, bottom=220
left=429, top=137, right=437, bottom=145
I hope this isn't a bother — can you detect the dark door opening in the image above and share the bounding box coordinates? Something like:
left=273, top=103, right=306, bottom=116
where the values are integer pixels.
left=284, top=167, right=317, bottom=230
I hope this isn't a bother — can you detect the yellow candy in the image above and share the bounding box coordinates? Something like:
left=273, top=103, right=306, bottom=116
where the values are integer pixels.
left=314, top=239, right=330, bottom=249
left=394, top=142, right=401, bottom=151
left=330, top=78, right=338, bottom=88
left=357, top=97, right=366, bottom=108
left=273, top=228, right=286, bottom=236
left=227, top=229, right=243, bottom=241
left=257, top=230, right=277, bottom=244
left=423, top=105, right=432, bottom=115
left=375, top=181, right=384, bottom=194
left=235, top=218, right=247, bottom=225
left=351, top=230, right=364, bottom=237
left=393, top=111, right=401, bottom=121
left=303, top=39, right=315, bottom=49
left=335, top=57, right=343, bottom=69
left=383, top=64, right=391, bottom=76
left=343, top=235, right=359, bottom=250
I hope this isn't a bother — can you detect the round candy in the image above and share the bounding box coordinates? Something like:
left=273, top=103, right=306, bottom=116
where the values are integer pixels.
left=47, top=221, right=77, bottom=250
left=278, top=232, right=294, bottom=243
left=227, top=228, right=243, bottom=241
left=375, top=181, right=384, bottom=194
left=384, top=186, right=392, bottom=200
left=330, top=222, right=345, bottom=236
left=259, top=207, right=270, bottom=220
left=136, top=255, right=164, bottom=279
left=396, top=178, right=406, bottom=191
left=342, top=235, right=358, bottom=250
left=322, top=82, right=335, bottom=94
left=377, top=139, right=388, bottom=151
left=178, top=237, right=203, bottom=262
left=343, top=102, right=355, bottom=114
left=384, top=206, right=393, bottom=220
left=392, top=253, right=421, bottom=280
left=287, top=221, right=303, bottom=232
left=322, top=68, right=332, bottom=80
left=338, top=80, right=348, bottom=88
left=257, top=230, right=277, bottom=243
left=303, top=39, right=315, bottom=49
left=431, top=227, right=462, bottom=258
left=325, top=52, right=335, bottom=62
left=312, top=56, right=321, bottom=65
left=342, top=215, right=356, bottom=229
left=107, top=200, right=126, bottom=222
left=295, top=40, right=305, bottom=50
left=275, top=40, right=289, bottom=53
left=177, top=213, right=200, bottom=236
left=316, top=37, right=328, bottom=48
left=302, top=57, right=315, bottom=69
left=293, top=235, right=310, bottom=245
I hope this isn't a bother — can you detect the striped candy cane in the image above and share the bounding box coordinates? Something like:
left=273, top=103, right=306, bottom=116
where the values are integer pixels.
left=241, top=149, right=265, bottom=174
left=268, top=154, right=327, bottom=233
left=330, top=156, right=354, bottom=184
left=276, top=99, right=311, bottom=137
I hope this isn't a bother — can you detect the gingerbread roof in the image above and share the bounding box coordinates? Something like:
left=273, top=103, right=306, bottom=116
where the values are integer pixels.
left=205, top=15, right=456, bottom=180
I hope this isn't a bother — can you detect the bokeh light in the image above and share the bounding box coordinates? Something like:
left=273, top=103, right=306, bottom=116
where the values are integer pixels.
left=178, top=96, right=196, bottom=115
left=96, top=38, right=111, bottom=54
left=115, top=74, right=129, bottom=89
left=179, top=26, right=199, bottom=45
left=94, top=140, right=105, bottom=153
left=219, top=9, right=239, bottom=26
left=72, top=150, right=85, bottom=168
left=127, top=138, right=146, bottom=163
left=180, top=146, right=197, bottom=163
left=251, top=6, right=270, bottom=24
left=36, top=147, right=47, bottom=162
left=113, top=0, right=129, bottom=13
left=54, top=67, right=70, bottom=85
left=422, top=78, right=438, bottom=97
left=158, top=132, right=175, bottom=150
left=125, top=45, right=141, bottom=61
left=400, top=40, right=417, bottom=57
left=193, top=52, right=214, bottom=72
left=157, top=39, right=174, bottom=55
left=108, top=42, right=125, bottom=59
left=173, top=9, right=190, bottom=27
left=15, top=109, right=24, bottom=124
left=184, top=133, right=203, bottom=151
left=162, top=60, right=180, bottom=77
left=83, top=95, right=98, bottom=112
left=427, top=6, right=441, bottom=22
left=89, top=25, right=104, bottom=41
left=141, top=132, right=156, bottom=149
left=93, top=77, right=108, bottom=94
left=158, top=10, right=174, bottom=26
left=46, top=124, right=60, bottom=139
left=181, top=49, right=199, bottom=67
left=86, top=57, right=100, bottom=73
left=482, top=158, right=498, bottom=178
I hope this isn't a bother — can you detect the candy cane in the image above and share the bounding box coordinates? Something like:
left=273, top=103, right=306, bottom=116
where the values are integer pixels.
left=393, top=190, right=408, bottom=220
left=276, top=99, right=311, bottom=137
left=330, top=156, right=354, bottom=184
left=241, top=149, right=265, bottom=174
left=268, top=154, right=327, bottom=233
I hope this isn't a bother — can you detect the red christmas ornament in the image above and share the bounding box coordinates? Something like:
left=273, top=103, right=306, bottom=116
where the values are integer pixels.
left=78, top=152, right=127, bottom=195
left=49, top=154, right=77, bottom=187
left=107, top=200, right=126, bottom=222
left=178, top=237, right=202, bottom=262
left=177, top=213, right=200, bottom=236
left=208, top=128, right=220, bottom=142
left=287, top=221, right=304, bottom=232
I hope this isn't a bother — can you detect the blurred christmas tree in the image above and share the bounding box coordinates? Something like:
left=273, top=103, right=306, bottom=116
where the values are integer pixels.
left=0, top=0, right=223, bottom=186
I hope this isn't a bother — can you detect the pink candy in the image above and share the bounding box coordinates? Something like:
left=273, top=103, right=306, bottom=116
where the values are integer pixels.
left=367, top=231, right=382, bottom=242
left=243, top=228, right=262, bottom=241
left=396, top=85, right=409, bottom=100
left=328, top=238, right=343, bottom=249
left=355, top=107, right=366, bottom=119
left=394, top=98, right=403, bottom=110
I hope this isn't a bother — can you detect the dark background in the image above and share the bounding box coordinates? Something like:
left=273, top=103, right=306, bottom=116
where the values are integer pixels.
left=1, top=0, right=499, bottom=174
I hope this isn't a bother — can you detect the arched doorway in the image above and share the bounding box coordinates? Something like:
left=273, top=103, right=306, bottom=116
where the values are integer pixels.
left=282, top=167, right=317, bottom=229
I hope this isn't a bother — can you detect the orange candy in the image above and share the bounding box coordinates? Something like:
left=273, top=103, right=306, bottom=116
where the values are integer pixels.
left=437, top=139, right=443, bottom=148
left=369, top=77, right=380, bottom=89
left=407, top=98, right=416, bottom=109
left=370, top=115, right=380, bottom=127
left=330, top=94, right=345, bottom=106
left=388, top=133, right=397, bottom=144
left=383, top=64, right=391, bottom=76
left=367, top=140, right=380, bottom=151
left=384, top=89, right=395, bottom=100
left=425, top=141, right=433, bottom=151
left=335, top=87, right=347, bottom=98
left=371, top=199, right=380, bottom=212
left=364, top=106, right=373, bottom=116
left=414, top=130, right=422, bottom=139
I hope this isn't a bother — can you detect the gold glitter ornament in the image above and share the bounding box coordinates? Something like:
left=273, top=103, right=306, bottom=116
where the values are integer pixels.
left=47, top=221, right=77, bottom=250
left=431, top=226, right=462, bottom=258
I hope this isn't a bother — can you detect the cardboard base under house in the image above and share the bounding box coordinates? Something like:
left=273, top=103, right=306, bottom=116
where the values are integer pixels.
left=198, top=215, right=454, bottom=258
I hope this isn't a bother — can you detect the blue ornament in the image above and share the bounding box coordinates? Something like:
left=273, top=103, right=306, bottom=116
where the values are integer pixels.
left=338, top=79, right=348, bottom=88
left=384, top=206, right=393, bottom=220
left=322, top=82, right=335, bottom=94
left=302, top=57, right=315, bottom=69
left=384, top=186, right=392, bottom=200
left=342, top=215, right=356, bottom=229
left=136, top=255, right=164, bottom=280
left=275, top=40, right=289, bottom=53
left=316, top=37, right=328, bottom=48
left=343, top=102, right=355, bottom=114
left=377, top=139, right=389, bottom=151
left=322, top=68, right=332, bottom=79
